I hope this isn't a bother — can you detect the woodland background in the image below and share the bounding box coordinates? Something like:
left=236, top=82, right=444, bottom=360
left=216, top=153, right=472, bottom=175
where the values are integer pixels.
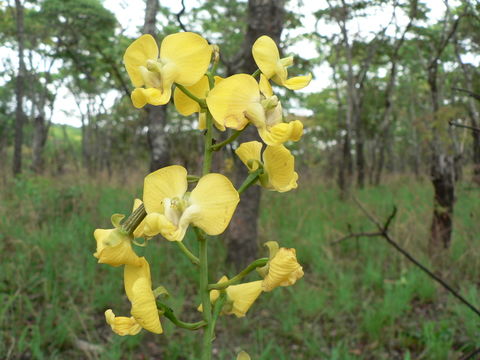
left=0, top=0, right=479, bottom=359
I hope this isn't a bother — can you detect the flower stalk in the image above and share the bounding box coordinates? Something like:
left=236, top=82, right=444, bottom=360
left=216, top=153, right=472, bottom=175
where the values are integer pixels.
left=208, top=258, right=268, bottom=290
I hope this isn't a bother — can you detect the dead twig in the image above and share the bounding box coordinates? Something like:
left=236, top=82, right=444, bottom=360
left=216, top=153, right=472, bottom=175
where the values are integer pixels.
left=333, top=196, right=480, bottom=319
left=449, top=120, right=480, bottom=133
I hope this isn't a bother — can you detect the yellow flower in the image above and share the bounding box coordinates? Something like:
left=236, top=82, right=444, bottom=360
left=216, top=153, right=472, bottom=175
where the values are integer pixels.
left=259, top=242, right=304, bottom=292
left=252, top=35, right=312, bottom=90
left=124, top=32, right=212, bottom=108
left=104, top=309, right=142, bottom=336
left=198, top=278, right=262, bottom=317
left=173, top=75, right=225, bottom=130
left=224, top=281, right=263, bottom=318
left=125, top=257, right=163, bottom=334
left=237, top=351, right=251, bottom=360
left=235, top=141, right=298, bottom=192
left=142, top=165, right=239, bottom=241
left=206, top=74, right=303, bottom=145
left=93, top=214, right=142, bottom=267
left=105, top=257, right=162, bottom=335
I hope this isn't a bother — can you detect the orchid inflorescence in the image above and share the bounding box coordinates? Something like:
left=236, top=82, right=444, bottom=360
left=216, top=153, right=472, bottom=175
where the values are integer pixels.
left=93, top=31, right=310, bottom=359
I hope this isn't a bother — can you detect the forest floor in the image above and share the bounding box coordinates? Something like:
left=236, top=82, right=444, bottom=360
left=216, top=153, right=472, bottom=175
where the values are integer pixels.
left=0, top=172, right=479, bottom=360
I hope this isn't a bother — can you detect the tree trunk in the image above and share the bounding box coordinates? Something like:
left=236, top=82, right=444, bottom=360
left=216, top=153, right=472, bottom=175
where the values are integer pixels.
left=454, top=38, right=480, bottom=184
left=31, top=115, right=50, bottom=174
left=425, top=13, right=461, bottom=250
left=143, top=0, right=170, bottom=172
left=430, top=154, right=455, bottom=249
left=13, top=0, right=26, bottom=176
left=428, top=64, right=456, bottom=250
left=225, top=0, right=285, bottom=269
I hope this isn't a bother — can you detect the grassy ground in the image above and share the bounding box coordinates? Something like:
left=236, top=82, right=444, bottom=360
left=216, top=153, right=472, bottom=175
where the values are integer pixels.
left=0, top=172, right=479, bottom=359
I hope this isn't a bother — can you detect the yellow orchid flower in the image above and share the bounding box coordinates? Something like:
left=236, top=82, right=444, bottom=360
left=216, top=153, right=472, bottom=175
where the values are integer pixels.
left=93, top=213, right=142, bottom=267
left=259, top=241, right=304, bottom=292
left=237, top=351, right=251, bottom=360
left=124, top=257, right=163, bottom=334
left=142, top=165, right=239, bottom=242
left=206, top=74, right=303, bottom=146
left=252, top=35, right=312, bottom=90
left=124, top=32, right=212, bottom=108
left=224, top=281, right=263, bottom=318
left=173, top=75, right=225, bottom=130
left=104, top=309, right=142, bottom=336
left=105, top=257, right=162, bottom=335
left=235, top=141, right=298, bottom=192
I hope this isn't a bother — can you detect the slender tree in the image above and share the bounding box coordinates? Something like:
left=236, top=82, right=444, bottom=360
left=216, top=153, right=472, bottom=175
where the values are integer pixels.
left=12, top=0, right=26, bottom=176
left=143, top=0, right=170, bottom=171
left=226, top=0, right=286, bottom=269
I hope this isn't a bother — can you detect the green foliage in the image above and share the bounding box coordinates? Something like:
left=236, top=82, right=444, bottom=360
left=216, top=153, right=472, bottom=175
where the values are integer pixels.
left=1, top=176, right=479, bottom=358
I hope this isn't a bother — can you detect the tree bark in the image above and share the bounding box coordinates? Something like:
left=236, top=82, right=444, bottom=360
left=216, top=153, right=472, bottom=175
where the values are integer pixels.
left=454, top=37, right=480, bottom=184
left=13, top=0, right=26, bottom=176
left=426, top=14, right=461, bottom=250
left=225, top=0, right=285, bottom=269
left=143, top=0, right=170, bottom=172
left=31, top=115, right=50, bottom=174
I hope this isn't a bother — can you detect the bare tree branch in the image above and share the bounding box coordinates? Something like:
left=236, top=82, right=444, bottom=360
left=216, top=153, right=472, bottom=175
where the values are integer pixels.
left=333, top=197, right=480, bottom=319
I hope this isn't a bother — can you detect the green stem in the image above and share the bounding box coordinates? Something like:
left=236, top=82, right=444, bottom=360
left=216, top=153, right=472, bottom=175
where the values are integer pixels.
left=121, top=203, right=146, bottom=235
left=195, top=227, right=213, bottom=360
left=251, top=69, right=261, bottom=78
left=210, top=125, right=248, bottom=151
left=202, top=112, right=214, bottom=175
left=176, top=84, right=207, bottom=108
left=237, top=171, right=261, bottom=194
left=187, top=175, right=200, bottom=183
left=157, top=302, right=207, bottom=330
left=210, top=291, right=227, bottom=336
left=206, top=71, right=215, bottom=90
left=176, top=241, right=200, bottom=266
left=208, top=258, right=268, bottom=290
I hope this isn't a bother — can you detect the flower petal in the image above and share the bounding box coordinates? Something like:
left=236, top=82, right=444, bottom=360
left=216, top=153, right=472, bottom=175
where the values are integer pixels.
left=124, top=34, right=159, bottom=87
left=130, top=277, right=163, bottom=334
left=283, top=74, right=313, bottom=90
left=143, top=213, right=178, bottom=240
left=259, top=120, right=303, bottom=146
left=262, top=248, right=304, bottom=292
left=189, top=174, right=239, bottom=235
left=173, top=75, right=210, bottom=116
left=124, top=257, right=152, bottom=300
left=93, top=228, right=141, bottom=267
left=235, top=141, right=262, bottom=172
left=131, top=87, right=171, bottom=108
left=259, top=74, right=273, bottom=98
left=160, top=32, right=212, bottom=86
left=143, top=166, right=188, bottom=214
left=237, top=351, right=251, bottom=360
left=105, top=309, right=142, bottom=336
left=226, top=281, right=263, bottom=318
left=252, top=36, right=280, bottom=79
left=263, top=145, right=298, bottom=192
left=206, top=74, right=260, bottom=130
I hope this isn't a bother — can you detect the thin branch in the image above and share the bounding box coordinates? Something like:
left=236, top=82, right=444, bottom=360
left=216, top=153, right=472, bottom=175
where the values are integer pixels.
left=460, top=347, right=480, bottom=360
left=452, top=87, right=480, bottom=102
left=449, top=121, right=480, bottom=133
left=336, top=197, right=480, bottom=319
left=176, top=0, right=188, bottom=32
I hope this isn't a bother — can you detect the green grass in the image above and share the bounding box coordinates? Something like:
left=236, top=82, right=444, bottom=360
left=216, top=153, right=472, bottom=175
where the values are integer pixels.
left=0, top=173, right=479, bottom=359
